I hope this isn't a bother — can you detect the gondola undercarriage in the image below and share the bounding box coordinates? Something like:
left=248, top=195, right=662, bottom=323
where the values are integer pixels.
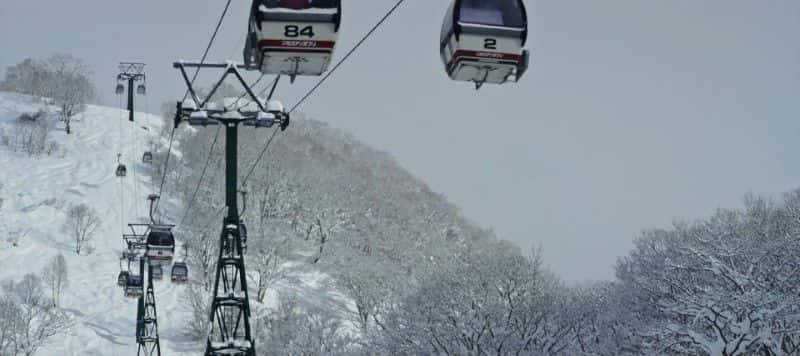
left=245, top=4, right=340, bottom=81
left=441, top=28, right=529, bottom=89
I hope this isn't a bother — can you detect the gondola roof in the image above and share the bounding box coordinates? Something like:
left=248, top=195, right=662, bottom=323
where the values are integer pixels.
left=147, top=228, right=174, bottom=245
left=455, top=0, right=526, bottom=28
left=259, top=0, right=339, bottom=9
left=446, top=0, right=528, bottom=44
left=253, top=0, right=341, bottom=25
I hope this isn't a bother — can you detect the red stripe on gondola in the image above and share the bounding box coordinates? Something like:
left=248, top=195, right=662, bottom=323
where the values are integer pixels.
left=447, top=50, right=523, bottom=73
left=452, top=50, right=522, bottom=62
left=258, top=39, right=336, bottom=50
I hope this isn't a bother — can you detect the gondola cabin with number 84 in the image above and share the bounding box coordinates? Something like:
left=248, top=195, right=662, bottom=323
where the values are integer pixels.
left=244, top=0, right=342, bottom=82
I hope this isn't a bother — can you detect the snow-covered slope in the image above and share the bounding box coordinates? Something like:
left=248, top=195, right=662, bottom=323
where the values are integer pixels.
left=0, top=92, right=199, bottom=355
left=0, top=92, right=361, bottom=355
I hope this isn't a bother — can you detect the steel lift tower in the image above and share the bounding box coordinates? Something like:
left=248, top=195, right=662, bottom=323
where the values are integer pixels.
left=135, top=195, right=164, bottom=356
left=136, top=258, right=162, bottom=356
left=173, top=61, right=288, bottom=356
left=116, top=62, right=147, bottom=122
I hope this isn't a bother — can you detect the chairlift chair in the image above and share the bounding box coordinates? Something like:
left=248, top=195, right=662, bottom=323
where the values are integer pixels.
left=116, top=164, right=127, bottom=177
left=136, top=84, right=147, bottom=95
left=124, top=274, right=143, bottom=298
left=245, top=0, right=342, bottom=82
left=142, top=151, right=153, bottom=163
left=117, top=270, right=130, bottom=287
left=145, top=226, right=175, bottom=265
left=115, top=83, right=125, bottom=95
left=171, top=262, right=189, bottom=283
left=440, top=0, right=530, bottom=89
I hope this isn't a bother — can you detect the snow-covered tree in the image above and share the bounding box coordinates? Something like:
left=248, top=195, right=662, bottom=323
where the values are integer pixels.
left=184, top=227, right=218, bottom=292
left=0, top=274, right=70, bottom=356
left=46, top=54, right=95, bottom=134
left=63, top=203, right=101, bottom=255
left=1, top=54, right=96, bottom=135
left=7, top=110, right=57, bottom=156
left=248, top=231, right=290, bottom=303
left=256, top=295, right=356, bottom=356
left=0, top=294, right=21, bottom=354
left=332, top=254, right=400, bottom=333
left=375, top=245, right=575, bottom=355
left=181, top=282, right=211, bottom=341
left=42, top=254, right=68, bottom=308
left=563, top=281, right=645, bottom=355
left=616, top=193, right=800, bottom=355
left=0, top=58, right=50, bottom=97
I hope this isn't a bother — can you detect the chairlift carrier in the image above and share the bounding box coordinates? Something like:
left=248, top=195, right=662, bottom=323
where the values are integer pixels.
left=440, top=0, right=530, bottom=88
left=117, top=270, right=130, bottom=287
left=145, top=225, right=175, bottom=265
left=171, top=262, right=189, bottom=283
left=124, top=274, right=144, bottom=298
left=116, top=164, right=127, bottom=177
left=245, top=0, right=342, bottom=81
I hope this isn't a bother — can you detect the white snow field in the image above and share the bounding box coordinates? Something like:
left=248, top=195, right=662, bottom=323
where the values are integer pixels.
left=0, top=91, right=182, bottom=355
left=0, top=92, right=355, bottom=355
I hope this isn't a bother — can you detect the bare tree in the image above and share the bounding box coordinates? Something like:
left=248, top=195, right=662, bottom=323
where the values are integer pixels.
left=376, top=245, right=575, bottom=355
left=616, top=193, right=800, bottom=355
left=247, top=218, right=293, bottom=303
left=6, top=111, right=57, bottom=156
left=181, top=283, right=211, bottom=341
left=1, top=54, right=95, bottom=135
left=1, top=274, right=70, bottom=356
left=63, top=203, right=101, bottom=255
left=0, top=58, right=50, bottom=96
left=184, top=227, right=218, bottom=291
left=256, top=295, right=356, bottom=356
left=5, top=226, right=30, bottom=248
left=46, top=54, right=95, bottom=135
left=0, top=294, right=21, bottom=355
left=42, top=254, right=68, bottom=308
left=249, top=241, right=287, bottom=303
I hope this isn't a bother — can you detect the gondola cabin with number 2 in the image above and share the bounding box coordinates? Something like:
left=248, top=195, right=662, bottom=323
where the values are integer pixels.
left=440, top=0, right=530, bottom=89
left=245, top=0, right=341, bottom=82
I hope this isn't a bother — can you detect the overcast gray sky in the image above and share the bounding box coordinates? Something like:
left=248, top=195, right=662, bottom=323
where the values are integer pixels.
left=2, top=0, right=798, bottom=281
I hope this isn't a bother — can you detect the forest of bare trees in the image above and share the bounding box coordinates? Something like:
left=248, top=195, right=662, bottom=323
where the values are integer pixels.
left=1, top=54, right=96, bottom=135
left=161, top=108, right=800, bottom=355
left=0, top=256, right=70, bottom=356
